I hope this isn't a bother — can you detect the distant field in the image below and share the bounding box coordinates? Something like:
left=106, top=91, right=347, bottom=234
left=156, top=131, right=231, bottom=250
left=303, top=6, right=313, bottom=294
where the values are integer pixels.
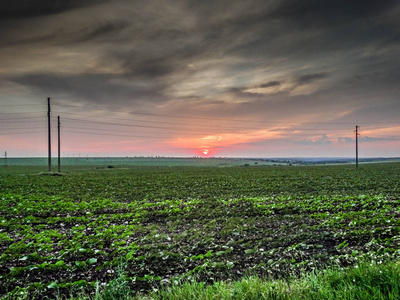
left=1, top=157, right=282, bottom=169
left=2, top=156, right=399, bottom=170
left=1, top=163, right=400, bottom=298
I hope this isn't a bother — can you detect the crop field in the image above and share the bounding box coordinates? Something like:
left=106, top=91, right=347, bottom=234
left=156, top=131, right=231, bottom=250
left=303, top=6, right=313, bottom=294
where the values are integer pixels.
left=1, top=163, right=400, bottom=298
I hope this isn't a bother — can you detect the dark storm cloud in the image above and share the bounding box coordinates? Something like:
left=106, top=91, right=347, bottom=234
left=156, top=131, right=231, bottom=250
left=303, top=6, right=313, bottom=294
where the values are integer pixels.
left=199, top=0, right=397, bottom=34
left=70, top=20, right=129, bottom=43
left=259, top=81, right=281, bottom=88
left=222, top=0, right=400, bottom=63
left=296, top=73, right=329, bottom=85
left=2, top=0, right=400, bottom=123
left=331, top=99, right=400, bottom=126
left=10, top=73, right=167, bottom=106
left=0, top=0, right=107, bottom=20
left=123, top=56, right=179, bottom=79
left=5, top=20, right=129, bottom=46
left=269, top=0, right=400, bottom=35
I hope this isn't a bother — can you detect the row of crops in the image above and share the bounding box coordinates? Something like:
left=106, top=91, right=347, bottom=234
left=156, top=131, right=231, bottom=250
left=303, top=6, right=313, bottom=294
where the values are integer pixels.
left=1, top=163, right=400, bottom=298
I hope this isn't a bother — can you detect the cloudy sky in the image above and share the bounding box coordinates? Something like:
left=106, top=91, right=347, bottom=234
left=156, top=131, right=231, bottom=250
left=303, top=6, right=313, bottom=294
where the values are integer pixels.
left=1, top=0, right=400, bottom=158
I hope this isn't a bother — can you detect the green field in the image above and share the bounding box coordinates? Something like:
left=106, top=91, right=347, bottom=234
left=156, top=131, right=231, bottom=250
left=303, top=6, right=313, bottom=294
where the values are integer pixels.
left=1, top=162, right=400, bottom=298
left=0, top=157, right=283, bottom=168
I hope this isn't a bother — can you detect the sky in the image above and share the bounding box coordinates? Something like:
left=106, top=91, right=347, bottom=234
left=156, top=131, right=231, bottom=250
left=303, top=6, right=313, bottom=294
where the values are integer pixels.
left=1, top=0, right=400, bottom=158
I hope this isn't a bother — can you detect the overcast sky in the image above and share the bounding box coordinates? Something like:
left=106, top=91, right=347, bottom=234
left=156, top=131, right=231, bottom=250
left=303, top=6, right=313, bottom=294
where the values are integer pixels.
left=1, top=0, right=400, bottom=157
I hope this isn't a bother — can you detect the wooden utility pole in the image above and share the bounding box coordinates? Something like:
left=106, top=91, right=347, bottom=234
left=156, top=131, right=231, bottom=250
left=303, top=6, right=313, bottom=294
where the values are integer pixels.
left=48, top=97, right=52, bottom=172
left=58, top=116, right=61, bottom=173
left=355, top=125, right=359, bottom=169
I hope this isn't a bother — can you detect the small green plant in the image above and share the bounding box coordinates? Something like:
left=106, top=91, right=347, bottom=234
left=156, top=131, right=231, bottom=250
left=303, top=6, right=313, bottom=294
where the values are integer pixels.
left=101, top=261, right=134, bottom=300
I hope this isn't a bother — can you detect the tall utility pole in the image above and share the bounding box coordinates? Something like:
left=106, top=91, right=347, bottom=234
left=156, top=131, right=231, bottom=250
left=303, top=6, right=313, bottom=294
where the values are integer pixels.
left=48, top=97, right=51, bottom=172
left=355, top=125, right=360, bottom=169
left=4, top=151, right=6, bottom=167
left=58, top=116, right=61, bottom=173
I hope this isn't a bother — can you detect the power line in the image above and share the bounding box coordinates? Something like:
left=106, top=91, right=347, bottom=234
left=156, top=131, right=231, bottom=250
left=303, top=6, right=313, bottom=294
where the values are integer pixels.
left=61, top=125, right=333, bottom=135
left=53, top=102, right=400, bottom=125
left=0, top=117, right=44, bottom=122
left=1, top=99, right=398, bottom=156
left=0, top=112, right=44, bottom=116
left=63, top=125, right=176, bottom=136
left=0, top=104, right=44, bottom=107
left=61, top=117, right=245, bottom=134
left=52, top=110, right=361, bottom=132
left=63, top=130, right=349, bottom=140
left=60, top=117, right=353, bottom=135
left=63, top=130, right=167, bottom=139
left=54, top=110, right=255, bottom=131
left=0, top=131, right=47, bottom=135
left=56, top=111, right=397, bottom=134
left=63, top=126, right=350, bottom=139
left=62, top=125, right=351, bottom=139
left=0, top=116, right=353, bottom=137
left=57, top=113, right=381, bottom=139
left=0, top=126, right=47, bottom=130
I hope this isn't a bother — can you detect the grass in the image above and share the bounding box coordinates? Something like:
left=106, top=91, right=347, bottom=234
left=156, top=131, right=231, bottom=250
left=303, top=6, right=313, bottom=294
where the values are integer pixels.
left=7, top=260, right=398, bottom=299
left=0, top=157, right=278, bottom=169
left=110, top=260, right=400, bottom=299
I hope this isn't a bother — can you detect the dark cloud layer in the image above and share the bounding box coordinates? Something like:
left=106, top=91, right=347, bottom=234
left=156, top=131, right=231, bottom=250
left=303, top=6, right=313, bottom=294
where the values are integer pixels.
left=4, top=20, right=129, bottom=47
left=70, top=20, right=129, bottom=44
left=260, top=81, right=281, bottom=88
left=271, top=0, right=398, bottom=27
left=0, top=0, right=107, bottom=20
left=296, top=73, right=329, bottom=85
left=1, top=0, right=400, bottom=125
left=11, top=72, right=167, bottom=106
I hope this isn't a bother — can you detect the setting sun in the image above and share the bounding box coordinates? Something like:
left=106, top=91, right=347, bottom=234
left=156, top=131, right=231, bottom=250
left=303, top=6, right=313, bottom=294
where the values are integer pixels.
left=203, top=150, right=209, bottom=155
